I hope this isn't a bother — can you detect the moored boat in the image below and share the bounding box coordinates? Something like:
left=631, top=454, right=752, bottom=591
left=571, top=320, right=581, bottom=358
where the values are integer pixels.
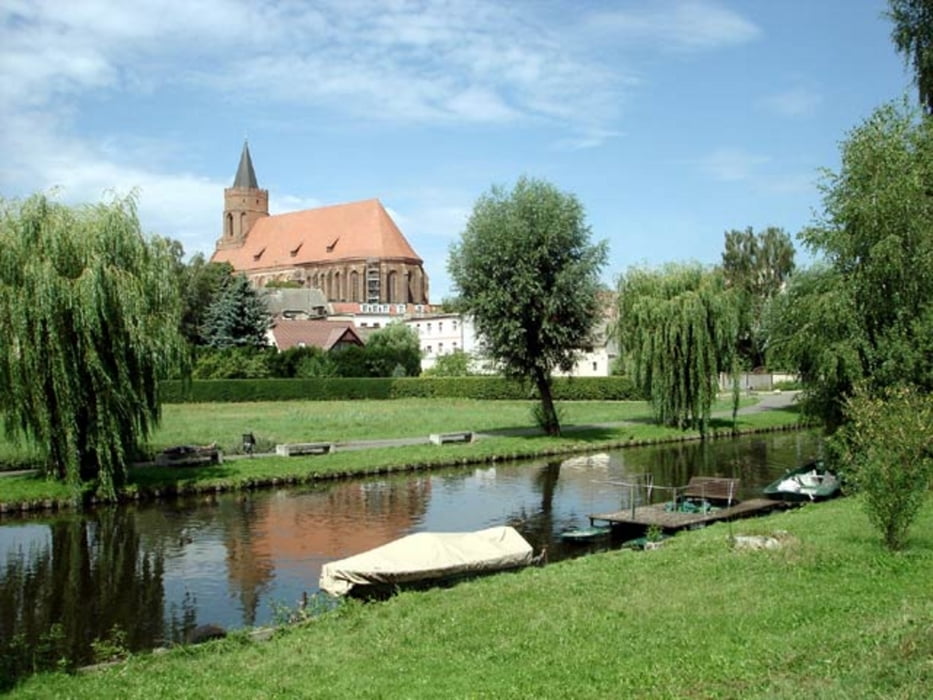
left=319, top=526, right=534, bottom=597
left=763, top=461, right=840, bottom=502
left=559, top=525, right=611, bottom=542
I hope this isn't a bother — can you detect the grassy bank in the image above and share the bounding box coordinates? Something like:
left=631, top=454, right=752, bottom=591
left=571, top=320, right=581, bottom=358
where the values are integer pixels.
left=10, top=496, right=931, bottom=698
left=0, top=398, right=802, bottom=511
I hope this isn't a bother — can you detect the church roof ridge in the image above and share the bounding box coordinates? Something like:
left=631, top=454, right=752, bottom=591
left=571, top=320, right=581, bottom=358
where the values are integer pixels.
left=213, top=196, right=422, bottom=268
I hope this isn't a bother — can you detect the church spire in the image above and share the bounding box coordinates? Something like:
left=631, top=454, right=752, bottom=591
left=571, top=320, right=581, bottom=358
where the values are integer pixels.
left=233, top=140, right=259, bottom=189
left=217, top=140, right=269, bottom=251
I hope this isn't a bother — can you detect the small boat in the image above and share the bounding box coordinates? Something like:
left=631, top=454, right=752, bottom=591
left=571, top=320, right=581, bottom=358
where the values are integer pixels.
left=663, top=498, right=721, bottom=514
left=319, top=526, right=534, bottom=597
left=559, top=525, right=611, bottom=542
left=763, top=461, right=840, bottom=502
left=621, top=533, right=672, bottom=550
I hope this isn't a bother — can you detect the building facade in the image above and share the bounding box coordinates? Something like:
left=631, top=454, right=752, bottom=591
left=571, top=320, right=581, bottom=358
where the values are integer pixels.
left=212, top=143, right=429, bottom=305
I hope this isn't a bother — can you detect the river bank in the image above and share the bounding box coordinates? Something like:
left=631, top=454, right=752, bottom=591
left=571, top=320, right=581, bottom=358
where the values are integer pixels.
left=9, top=495, right=931, bottom=698
left=0, top=396, right=806, bottom=513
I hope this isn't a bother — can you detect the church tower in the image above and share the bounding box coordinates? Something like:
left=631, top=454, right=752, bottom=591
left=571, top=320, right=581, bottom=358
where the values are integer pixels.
left=217, top=141, right=269, bottom=250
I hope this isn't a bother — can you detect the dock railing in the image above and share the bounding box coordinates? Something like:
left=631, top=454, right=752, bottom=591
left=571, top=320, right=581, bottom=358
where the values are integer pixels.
left=602, top=475, right=739, bottom=518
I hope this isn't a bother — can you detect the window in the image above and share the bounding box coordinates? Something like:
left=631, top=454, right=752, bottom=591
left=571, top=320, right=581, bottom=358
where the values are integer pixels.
left=592, top=362, right=598, bottom=371
left=438, top=342, right=444, bottom=353
left=438, top=321, right=443, bottom=332
left=426, top=345, right=433, bottom=354
left=453, top=321, right=458, bottom=331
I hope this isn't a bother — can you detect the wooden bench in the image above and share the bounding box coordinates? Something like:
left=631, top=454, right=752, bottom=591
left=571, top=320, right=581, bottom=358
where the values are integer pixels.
left=428, top=431, right=475, bottom=446
left=274, top=442, right=335, bottom=457
left=682, top=476, right=740, bottom=504
left=155, top=445, right=222, bottom=467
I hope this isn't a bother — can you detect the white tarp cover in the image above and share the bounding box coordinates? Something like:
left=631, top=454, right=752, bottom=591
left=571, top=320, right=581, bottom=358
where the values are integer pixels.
left=319, top=526, right=534, bottom=596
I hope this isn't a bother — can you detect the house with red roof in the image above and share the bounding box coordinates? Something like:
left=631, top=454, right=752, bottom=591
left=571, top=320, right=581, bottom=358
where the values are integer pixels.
left=212, top=143, right=429, bottom=305
left=267, top=319, right=364, bottom=352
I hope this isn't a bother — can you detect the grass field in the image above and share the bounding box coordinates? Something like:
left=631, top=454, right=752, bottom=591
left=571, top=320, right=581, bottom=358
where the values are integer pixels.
left=0, top=396, right=800, bottom=509
left=9, top=496, right=931, bottom=698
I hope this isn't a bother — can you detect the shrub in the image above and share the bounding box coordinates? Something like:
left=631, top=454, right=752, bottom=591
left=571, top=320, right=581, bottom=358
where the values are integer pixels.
left=831, top=385, right=933, bottom=550
left=158, top=376, right=644, bottom=403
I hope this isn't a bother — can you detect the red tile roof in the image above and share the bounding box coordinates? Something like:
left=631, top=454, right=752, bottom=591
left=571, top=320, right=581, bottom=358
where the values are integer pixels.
left=213, top=199, right=421, bottom=271
left=270, top=320, right=364, bottom=351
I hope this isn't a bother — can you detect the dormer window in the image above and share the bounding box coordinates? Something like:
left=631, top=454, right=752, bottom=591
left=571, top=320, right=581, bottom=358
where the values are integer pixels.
left=290, top=242, right=302, bottom=257
left=253, top=247, right=265, bottom=261
left=326, top=237, right=339, bottom=253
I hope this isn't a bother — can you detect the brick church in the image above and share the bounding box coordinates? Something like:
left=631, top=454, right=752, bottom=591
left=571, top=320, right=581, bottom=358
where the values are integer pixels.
left=211, top=142, right=429, bottom=305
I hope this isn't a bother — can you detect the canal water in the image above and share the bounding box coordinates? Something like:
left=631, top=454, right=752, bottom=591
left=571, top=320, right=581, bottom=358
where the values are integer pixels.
left=0, top=430, right=821, bottom=676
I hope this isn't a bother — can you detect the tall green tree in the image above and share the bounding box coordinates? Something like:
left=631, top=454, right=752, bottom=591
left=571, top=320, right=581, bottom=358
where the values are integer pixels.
left=617, top=263, right=740, bottom=436
left=448, top=177, right=608, bottom=435
left=364, top=322, right=422, bottom=377
left=720, top=226, right=795, bottom=369
left=179, top=254, right=234, bottom=346
left=0, top=194, right=185, bottom=496
left=773, top=102, right=933, bottom=429
left=201, top=273, right=271, bottom=349
left=888, top=0, right=933, bottom=113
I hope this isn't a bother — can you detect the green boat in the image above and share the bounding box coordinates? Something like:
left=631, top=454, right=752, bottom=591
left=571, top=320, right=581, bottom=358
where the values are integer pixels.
left=621, top=533, right=672, bottom=550
left=763, top=461, right=841, bottom=502
left=663, top=497, right=720, bottom=514
left=559, top=525, right=611, bottom=542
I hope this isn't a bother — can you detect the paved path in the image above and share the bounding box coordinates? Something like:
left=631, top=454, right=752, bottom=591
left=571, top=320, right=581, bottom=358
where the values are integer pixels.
left=1, top=392, right=801, bottom=474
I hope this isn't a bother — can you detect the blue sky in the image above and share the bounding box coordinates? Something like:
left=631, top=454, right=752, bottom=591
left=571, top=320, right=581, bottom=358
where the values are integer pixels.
left=0, top=0, right=914, bottom=301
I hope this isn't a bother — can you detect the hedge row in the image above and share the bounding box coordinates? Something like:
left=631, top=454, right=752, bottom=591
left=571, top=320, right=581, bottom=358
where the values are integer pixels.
left=158, top=376, right=643, bottom=403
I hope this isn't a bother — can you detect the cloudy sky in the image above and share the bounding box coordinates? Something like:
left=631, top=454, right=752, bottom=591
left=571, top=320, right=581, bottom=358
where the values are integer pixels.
left=0, top=0, right=912, bottom=300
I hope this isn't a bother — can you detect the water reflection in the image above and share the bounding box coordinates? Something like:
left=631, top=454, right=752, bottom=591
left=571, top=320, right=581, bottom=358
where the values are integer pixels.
left=0, top=430, right=821, bottom=682
left=0, top=510, right=172, bottom=686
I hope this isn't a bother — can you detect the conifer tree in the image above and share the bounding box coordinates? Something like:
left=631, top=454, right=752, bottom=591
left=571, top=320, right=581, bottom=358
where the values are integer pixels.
left=201, top=273, right=271, bottom=349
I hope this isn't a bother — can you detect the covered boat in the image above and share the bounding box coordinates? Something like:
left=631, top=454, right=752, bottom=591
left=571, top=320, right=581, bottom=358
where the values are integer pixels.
left=763, top=461, right=841, bottom=502
left=319, top=526, right=534, bottom=597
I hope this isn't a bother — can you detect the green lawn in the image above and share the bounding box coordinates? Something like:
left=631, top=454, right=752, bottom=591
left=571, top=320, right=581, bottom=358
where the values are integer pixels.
left=148, top=396, right=756, bottom=454
left=9, top=496, right=931, bottom=698
left=0, top=397, right=800, bottom=509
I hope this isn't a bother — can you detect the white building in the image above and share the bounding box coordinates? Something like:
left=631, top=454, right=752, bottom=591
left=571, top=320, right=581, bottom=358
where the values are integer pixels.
left=406, top=312, right=616, bottom=377
left=405, top=313, right=484, bottom=372
left=329, top=301, right=434, bottom=337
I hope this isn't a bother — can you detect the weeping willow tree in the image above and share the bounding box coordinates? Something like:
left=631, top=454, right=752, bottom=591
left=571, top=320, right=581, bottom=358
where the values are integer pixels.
left=617, top=263, right=740, bottom=436
left=0, top=194, right=186, bottom=497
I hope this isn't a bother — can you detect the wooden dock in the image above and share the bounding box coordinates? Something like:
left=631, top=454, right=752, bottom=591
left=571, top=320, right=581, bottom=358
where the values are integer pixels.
left=589, top=498, right=786, bottom=532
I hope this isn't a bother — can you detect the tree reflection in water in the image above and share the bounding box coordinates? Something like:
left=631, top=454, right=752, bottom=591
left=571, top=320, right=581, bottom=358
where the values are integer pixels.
left=0, top=508, right=183, bottom=688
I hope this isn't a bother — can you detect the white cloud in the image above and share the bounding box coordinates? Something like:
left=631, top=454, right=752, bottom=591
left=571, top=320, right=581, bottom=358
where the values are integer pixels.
left=582, top=0, right=760, bottom=52
left=759, top=87, right=822, bottom=117
left=271, top=195, right=324, bottom=216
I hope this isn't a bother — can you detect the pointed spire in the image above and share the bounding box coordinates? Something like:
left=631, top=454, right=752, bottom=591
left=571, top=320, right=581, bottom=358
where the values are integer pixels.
left=233, top=140, right=259, bottom=189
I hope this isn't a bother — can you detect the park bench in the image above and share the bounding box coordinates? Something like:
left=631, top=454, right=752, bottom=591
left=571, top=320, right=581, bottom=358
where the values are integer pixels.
left=428, top=431, right=475, bottom=446
left=155, top=444, right=222, bottom=467
left=682, top=476, right=740, bottom=504
left=274, top=442, right=335, bottom=457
